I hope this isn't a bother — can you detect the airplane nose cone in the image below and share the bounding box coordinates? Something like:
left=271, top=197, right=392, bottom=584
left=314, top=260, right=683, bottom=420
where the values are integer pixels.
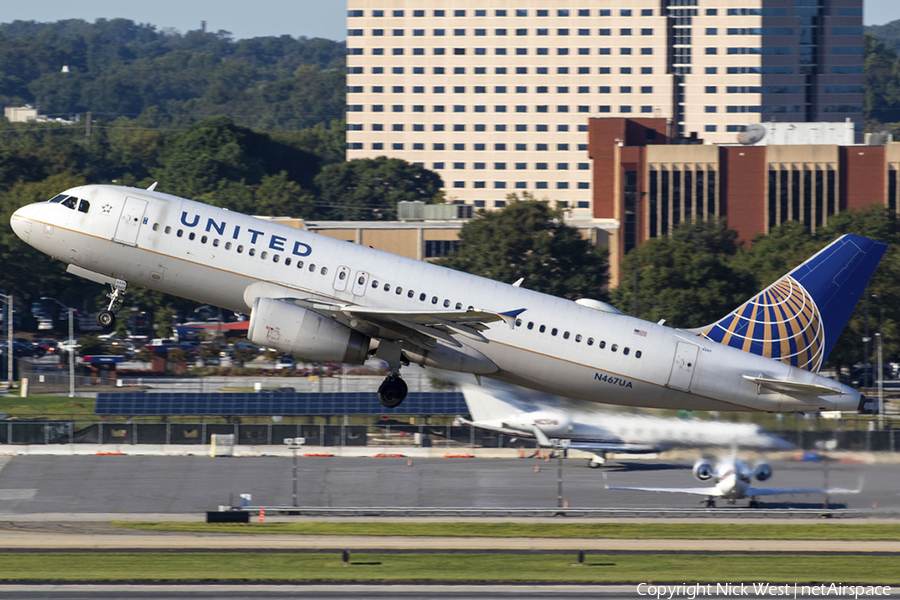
left=10, top=207, right=33, bottom=242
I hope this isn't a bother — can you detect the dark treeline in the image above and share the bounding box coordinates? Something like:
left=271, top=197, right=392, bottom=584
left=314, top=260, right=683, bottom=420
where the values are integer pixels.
left=0, top=18, right=345, bottom=130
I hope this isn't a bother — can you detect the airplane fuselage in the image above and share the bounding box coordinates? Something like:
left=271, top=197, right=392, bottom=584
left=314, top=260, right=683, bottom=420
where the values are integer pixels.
left=11, top=185, right=862, bottom=413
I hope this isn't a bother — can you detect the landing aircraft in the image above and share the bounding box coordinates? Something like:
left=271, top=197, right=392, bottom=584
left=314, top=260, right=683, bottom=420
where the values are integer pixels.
left=606, top=454, right=862, bottom=507
left=10, top=184, right=886, bottom=411
left=454, top=377, right=792, bottom=468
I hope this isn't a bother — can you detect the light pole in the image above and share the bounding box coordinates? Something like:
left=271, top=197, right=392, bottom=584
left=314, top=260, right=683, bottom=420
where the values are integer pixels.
left=0, top=291, right=12, bottom=387
left=42, top=297, right=75, bottom=398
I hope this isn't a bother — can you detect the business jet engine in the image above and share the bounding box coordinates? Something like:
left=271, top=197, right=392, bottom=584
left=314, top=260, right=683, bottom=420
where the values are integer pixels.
left=753, top=462, right=772, bottom=481
left=247, top=297, right=370, bottom=364
left=692, top=458, right=715, bottom=481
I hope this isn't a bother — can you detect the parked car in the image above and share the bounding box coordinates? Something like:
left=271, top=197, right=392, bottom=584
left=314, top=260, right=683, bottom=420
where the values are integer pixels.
left=275, top=354, right=296, bottom=370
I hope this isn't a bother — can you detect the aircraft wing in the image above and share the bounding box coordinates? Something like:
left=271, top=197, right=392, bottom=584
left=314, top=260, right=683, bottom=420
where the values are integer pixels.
left=607, top=485, right=725, bottom=497
left=341, top=304, right=524, bottom=347
left=745, top=487, right=824, bottom=496
left=565, top=441, right=661, bottom=453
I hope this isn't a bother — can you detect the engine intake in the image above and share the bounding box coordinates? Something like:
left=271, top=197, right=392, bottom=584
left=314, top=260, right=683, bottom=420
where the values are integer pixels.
left=247, top=297, right=370, bottom=364
left=754, top=462, right=772, bottom=481
left=692, top=459, right=714, bottom=481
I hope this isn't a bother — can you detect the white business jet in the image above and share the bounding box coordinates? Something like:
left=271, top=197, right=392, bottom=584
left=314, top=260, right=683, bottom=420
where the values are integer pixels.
left=454, top=376, right=792, bottom=467
left=10, top=184, right=886, bottom=412
left=606, top=454, right=862, bottom=508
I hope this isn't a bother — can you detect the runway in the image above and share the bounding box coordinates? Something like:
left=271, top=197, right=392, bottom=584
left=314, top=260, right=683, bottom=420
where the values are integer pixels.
left=0, top=455, right=892, bottom=515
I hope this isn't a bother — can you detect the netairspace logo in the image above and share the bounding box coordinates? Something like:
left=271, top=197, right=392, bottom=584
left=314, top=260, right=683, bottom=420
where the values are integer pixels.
left=636, top=583, right=892, bottom=599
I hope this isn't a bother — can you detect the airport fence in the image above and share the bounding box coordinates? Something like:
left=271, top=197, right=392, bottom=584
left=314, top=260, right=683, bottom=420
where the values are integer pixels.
left=0, top=420, right=898, bottom=452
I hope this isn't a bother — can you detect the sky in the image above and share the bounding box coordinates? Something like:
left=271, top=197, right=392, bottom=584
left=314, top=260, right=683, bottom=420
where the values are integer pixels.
left=2, top=1, right=900, bottom=41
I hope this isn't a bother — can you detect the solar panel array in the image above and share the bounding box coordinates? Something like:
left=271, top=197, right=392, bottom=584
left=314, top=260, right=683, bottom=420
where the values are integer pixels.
left=95, top=391, right=468, bottom=416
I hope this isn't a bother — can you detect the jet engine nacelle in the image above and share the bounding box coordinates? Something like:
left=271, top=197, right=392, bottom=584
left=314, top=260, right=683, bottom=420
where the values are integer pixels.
left=505, top=411, right=573, bottom=437
left=753, top=462, right=772, bottom=481
left=693, top=458, right=715, bottom=481
left=247, top=297, right=370, bottom=364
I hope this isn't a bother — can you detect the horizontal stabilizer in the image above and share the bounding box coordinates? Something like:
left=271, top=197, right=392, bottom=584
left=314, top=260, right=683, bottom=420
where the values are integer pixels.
left=607, top=485, right=725, bottom=497
left=742, top=375, right=845, bottom=396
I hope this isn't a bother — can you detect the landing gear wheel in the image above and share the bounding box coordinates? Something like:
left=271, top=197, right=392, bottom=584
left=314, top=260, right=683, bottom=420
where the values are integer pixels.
left=588, top=459, right=602, bottom=469
left=704, top=498, right=716, bottom=508
left=377, top=375, right=408, bottom=408
left=749, top=499, right=759, bottom=508
left=97, top=309, right=116, bottom=328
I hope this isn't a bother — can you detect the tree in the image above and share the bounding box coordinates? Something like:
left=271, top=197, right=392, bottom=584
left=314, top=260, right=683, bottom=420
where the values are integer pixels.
left=313, top=157, right=444, bottom=220
left=611, top=219, right=756, bottom=328
left=154, top=305, right=175, bottom=339
left=435, top=194, right=609, bottom=300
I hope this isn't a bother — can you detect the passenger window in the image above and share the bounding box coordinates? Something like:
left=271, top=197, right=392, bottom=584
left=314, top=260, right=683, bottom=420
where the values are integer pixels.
left=321, top=267, right=328, bottom=275
left=420, top=293, right=426, bottom=301
left=599, top=341, right=606, bottom=349
left=152, top=223, right=160, bottom=231
left=260, top=250, right=266, bottom=259
left=78, top=200, right=89, bottom=213
left=273, top=255, right=280, bottom=263
left=455, top=302, right=462, bottom=309
left=563, top=331, right=570, bottom=339
left=212, top=239, right=219, bottom=247
left=285, top=258, right=292, bottom=266
left=165, top=226, right=172, bottom=234
left=372, top=280, right=379, bottom=288
left=177, top=230, right=183, bottom=237
left=189, top=232, right=196, bottom=240
left=384, top=283, right=390, bottom=291
left=623, top=347, right=630, bottom=355
left=358, top=276, right=366, bottom=285
left=309, top=264, right=316, bottom=272
left=636, top=350, right=642, bottom=358
left=396, top=287, right=403, bottom=294
left=515, top=318, right=522, bottom=327
left=527, top=322, right=534, bottom=330
left=539, top=325, right=546, bottom=333
left=575, top=334, right=582, bottom=342
left=237, top=245, right=243, bottom=253
left=201, top=235, right=208, bottom=244
left=551, top=328, right=558, bottom=336
left=611, top=344, right=618, bottom=352
left=296, top=261, right=304, bottom=269
left=339, top=272, right=347, bottom=280
left=408, top=290, right=415, bottom=298
left=587, top=337, right=594, bottom=346
left=248, top=248, right=256, bottom=256
left=443, top=299, right=450, bottom=307
left=431, top=296, right=438, bottom=304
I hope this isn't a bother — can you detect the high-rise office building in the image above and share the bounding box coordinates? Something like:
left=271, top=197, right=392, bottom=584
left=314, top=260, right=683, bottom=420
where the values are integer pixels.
left=345, top=1, right=863, bottom=215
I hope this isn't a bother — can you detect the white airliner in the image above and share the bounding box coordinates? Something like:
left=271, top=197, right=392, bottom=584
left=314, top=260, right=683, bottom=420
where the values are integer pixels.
left=606, top=454, right=862, bottom=508
left=453, top=376, right=792, bottom=467
left=10, top=184, right=886, bottom=412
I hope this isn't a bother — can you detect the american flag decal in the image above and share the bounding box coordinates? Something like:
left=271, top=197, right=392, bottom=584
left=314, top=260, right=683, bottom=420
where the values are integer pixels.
left=633, top=329, right=647, bottom=337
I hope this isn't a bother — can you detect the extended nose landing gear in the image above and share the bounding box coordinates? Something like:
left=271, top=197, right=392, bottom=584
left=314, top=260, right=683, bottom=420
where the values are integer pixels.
left=97, top=279, right=127, bottom=328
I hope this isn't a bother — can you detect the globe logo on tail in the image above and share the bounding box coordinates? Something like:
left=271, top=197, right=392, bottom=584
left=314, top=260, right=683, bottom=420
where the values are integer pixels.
left=700, top=276, right=824, bottom=372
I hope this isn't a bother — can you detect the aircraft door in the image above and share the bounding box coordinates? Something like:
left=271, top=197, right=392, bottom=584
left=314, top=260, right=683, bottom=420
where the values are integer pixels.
left=667, top=342, right=699, bottom=392
left=333, top=266, right=351, bottom=292
left=113, top=197, right=148, bottom=246
left=351, top=271, right=369, bottom=296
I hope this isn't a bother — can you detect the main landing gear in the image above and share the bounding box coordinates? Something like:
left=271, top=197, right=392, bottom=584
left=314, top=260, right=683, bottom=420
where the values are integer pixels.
left=374, top=340, right=408, bottom=409
left=97, top=279, right=127, bottom=328
left=377, top=373, right=408, bottom=409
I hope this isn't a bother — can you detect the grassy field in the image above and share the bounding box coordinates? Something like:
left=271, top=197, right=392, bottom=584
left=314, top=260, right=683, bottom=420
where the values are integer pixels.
left=0, top=394, right=96, bottom=418
left=2, top=552, right=898, bottom=583
left=114, top=521, right=900, bottom=541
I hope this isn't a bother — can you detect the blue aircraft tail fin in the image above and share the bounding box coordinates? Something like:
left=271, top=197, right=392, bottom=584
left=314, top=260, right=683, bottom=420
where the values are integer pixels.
left=692, top=235, right=887, bottom=372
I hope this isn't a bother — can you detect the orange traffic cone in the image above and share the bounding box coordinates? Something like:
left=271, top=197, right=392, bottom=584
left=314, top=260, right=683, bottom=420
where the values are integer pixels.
left=258, top=507, right=265, bottom=523
left=534, top=464, right=540, bottom=473
left=407, top=457, right=413, bottom=467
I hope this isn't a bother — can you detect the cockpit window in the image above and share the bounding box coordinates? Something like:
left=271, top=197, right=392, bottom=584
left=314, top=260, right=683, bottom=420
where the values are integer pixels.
left=61, top=196, right=78, bottom=209
left=77, top=200, right=90, bottom=213
left=49, top=194, right=67, bottom=203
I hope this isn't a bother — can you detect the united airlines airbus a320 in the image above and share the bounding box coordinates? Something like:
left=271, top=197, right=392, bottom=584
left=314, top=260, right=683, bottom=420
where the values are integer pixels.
left=10, top=184, right=886, bottom=412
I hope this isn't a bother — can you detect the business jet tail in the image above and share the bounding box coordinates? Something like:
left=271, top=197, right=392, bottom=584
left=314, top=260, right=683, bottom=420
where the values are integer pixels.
left=691, top=234, right=887, bottom=373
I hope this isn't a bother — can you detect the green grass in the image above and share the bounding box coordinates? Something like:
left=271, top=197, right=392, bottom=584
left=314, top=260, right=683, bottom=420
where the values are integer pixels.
left=1, top=553, right=898, bottom=583
left=0, top=394, right=96, bottom=418
left=113, top=521, right=900, bottom=541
